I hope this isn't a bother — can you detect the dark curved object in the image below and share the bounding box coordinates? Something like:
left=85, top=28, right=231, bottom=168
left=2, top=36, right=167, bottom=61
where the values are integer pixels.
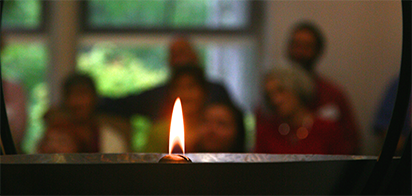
left=0, top=0, right=17, bottom=155
left=361, top=0, right=411, bottom=194
left=383, top=133, right=411, bottom=194
left=1, top=154, right=379, bottom=195
left=372, top=133, right=411, bottom=194
left=1, top=79, right=17, bottom=155
left=385, top=1, right=412, bottom=195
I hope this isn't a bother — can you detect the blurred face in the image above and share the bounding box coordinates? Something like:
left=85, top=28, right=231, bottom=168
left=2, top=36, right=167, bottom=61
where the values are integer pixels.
left=199, top=105, right=237, bottom=152
left=65, top=85, right=96, bottom=121
left=169, top=38, right=198, bottom=67
left=288, top=29, right=318, bottom=71
left=265, top=78, right=302, bottom=118
left=172, top=75, right=206, bottom=116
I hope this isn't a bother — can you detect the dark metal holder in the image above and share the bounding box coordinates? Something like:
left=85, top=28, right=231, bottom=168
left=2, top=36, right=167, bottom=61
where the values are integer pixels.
left=1, top=153, right=385, bottom=195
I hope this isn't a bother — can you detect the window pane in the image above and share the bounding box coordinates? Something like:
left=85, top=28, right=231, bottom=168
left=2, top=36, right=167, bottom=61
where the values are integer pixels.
left=87, top=1, right=167, bottom=28
left=1, top=43, right=49, bottom=153
left=85, top=0, right=250, bottom=29
left=2, top=0, right=42, bottom=29
left=173, top=0, right=249, bottom=29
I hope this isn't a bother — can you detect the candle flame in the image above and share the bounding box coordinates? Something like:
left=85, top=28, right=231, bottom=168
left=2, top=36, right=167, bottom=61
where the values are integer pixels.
left=169, top=98, right=185, bottom=154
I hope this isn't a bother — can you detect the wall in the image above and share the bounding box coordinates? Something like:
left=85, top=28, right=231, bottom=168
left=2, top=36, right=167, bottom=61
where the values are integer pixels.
left=262, top=1, right=403, bottom=155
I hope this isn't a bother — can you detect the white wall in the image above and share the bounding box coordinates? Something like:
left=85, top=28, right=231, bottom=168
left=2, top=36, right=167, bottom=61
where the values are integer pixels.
left=262, top=0, right=403, bottom=155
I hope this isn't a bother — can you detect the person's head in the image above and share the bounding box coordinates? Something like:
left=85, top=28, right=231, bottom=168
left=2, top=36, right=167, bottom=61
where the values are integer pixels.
left=38, top=107, right=82, bottom=153
left=62, top=73, right=97, bottom=121
left=169, top=65, right=208, bottom=117
left=264, top=66, right=315, bottom=119
left=198, top=101, right=245, bottom=152
left=287, top=21, right=325, bottom=72
left=169, top=35, right=199, bottom=68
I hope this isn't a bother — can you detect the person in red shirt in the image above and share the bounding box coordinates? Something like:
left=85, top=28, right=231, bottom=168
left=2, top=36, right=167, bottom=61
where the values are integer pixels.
left=286, top=21, right=360, bottom=154
left=254, top=66, right=350, bottom=154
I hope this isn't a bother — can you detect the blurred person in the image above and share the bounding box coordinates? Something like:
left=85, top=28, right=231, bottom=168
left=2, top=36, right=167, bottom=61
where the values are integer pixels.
left=99, top=35, right=233, bottom=122
left=37, top=107, right=84, bottom=153
left=144, top=65, right=208, bottom=153
left=254, top=66, right=351, bottom=154
left=286, top=21, right=360, bottom=154
left=196, top=101, right=246, bottom=153
left=62, top=73, right=130, bottom=153
left=1, top=35, right=27, bottom=153
left=373, top=77, right=411, bottom=155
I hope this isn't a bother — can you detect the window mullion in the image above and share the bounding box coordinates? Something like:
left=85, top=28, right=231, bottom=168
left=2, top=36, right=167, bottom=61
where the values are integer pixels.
left=48, top=1, right=80, bottom=106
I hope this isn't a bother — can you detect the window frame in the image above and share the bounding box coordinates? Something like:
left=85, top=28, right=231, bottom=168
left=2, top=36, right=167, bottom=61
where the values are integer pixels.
left=79, top=0, right=263, bottom=36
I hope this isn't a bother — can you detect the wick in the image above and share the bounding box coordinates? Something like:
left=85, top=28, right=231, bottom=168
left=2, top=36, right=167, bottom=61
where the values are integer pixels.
left=171, top=144, right=184, bottom=154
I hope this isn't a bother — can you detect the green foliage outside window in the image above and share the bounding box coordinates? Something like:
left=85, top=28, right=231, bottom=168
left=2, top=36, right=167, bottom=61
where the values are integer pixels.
left=77, top=43, right=169, bottom=97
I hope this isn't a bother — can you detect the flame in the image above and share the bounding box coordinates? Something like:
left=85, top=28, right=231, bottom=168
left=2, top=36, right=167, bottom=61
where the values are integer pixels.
left=169, top=98, right=185, bottom=154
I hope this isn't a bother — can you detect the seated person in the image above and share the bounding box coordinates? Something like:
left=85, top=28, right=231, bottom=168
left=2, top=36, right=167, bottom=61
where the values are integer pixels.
left=144, top=65, right=208, bottom=153
left=37, top=107, right=84, bottom=153
left=62, top=73, right=130, bottom=153
left=254, top=66, right=351, bottom=154
left=195, top=101, right=246, bottom=153
left=98, top=36, right=233, bottom=122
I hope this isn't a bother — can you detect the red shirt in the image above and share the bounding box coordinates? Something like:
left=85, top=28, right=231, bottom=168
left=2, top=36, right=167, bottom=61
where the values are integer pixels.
left=311, top=75, right=360, bottom=154
left=254, top=108, right=350, bottom=154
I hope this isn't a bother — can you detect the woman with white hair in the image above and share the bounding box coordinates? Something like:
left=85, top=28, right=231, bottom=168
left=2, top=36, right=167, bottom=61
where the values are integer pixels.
left=254, top=65, right=350, bottom=154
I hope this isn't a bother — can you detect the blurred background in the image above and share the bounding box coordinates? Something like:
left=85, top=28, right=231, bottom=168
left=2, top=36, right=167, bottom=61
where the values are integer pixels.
left=1, top=0, right=402, bottom=155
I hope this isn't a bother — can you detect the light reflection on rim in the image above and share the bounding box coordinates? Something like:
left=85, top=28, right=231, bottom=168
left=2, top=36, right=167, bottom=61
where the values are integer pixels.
left=0, top=153, right=378, bottom=164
